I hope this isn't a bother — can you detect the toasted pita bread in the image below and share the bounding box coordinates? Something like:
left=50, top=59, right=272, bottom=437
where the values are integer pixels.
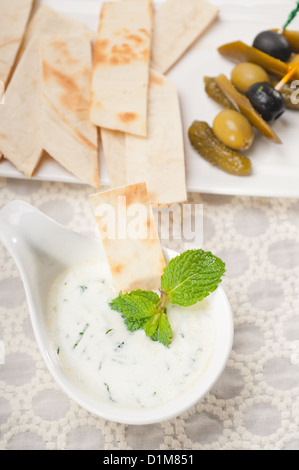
left=0, top=65, right=5, bottom=160
left=0, top=7, right=90, bottom=178
left=90, top=183, right=166, bottom=293
left=90, top=0, right=153, bottom=137
left=100, top=128, right=126, bottom=187
left=125, top=69, right=187, bottom=205
left=0, top=37, right=43, bottom=176
left=17, top=5, right=89, bottom=59
left=41, top=34, right=100, bottom=188
left=0, top=80, right=4, bottom=101
left=101, top=71, right=187, bottom=205
left=0, top=0, right=34, bottom=86
left=151, top=0, right=218, bottom=74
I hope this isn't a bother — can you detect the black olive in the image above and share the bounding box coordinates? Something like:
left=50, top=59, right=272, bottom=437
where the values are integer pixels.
left=253, top=30, right=292, bottom=62
left=246, top=82, right=286, bottom=122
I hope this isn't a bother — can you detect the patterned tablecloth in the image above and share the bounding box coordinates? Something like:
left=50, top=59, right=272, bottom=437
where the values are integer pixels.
left=0, top=177, right=298, bottom=450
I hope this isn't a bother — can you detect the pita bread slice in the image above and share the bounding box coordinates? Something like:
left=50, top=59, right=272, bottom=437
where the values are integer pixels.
left=125, top=69, right=187, bottom=206
left=0, top=81, right=3, bottom=160
left=17, top=5, right=89, bottom=60
left=100, top=128, right=127, bottom=187
left=90, top=0, right=153, bottom=137
left=0, top=79, right=4, bottom=101
left=90, top=182, right=166, bottom=293
left=151, top=0, right=218, bottom=74
left=0, top=37, right=43, bottom=176
left=0, top=8, right=90, bottom=178
left=41, top=34, right=100, bottom=188
left=0, top=0, right=34, bottom=86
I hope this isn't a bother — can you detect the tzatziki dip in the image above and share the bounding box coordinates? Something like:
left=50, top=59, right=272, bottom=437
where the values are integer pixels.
left=47, top=258, right=218, bottom=409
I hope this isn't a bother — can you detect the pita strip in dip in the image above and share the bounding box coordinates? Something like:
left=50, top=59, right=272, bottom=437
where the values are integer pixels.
left=125, top=69, right=187, bottom=205
left=89, top=182, right=166, bottom=293
left=0, top=0, right=34, bottom=86
left=151, top=0, right=218, bottom=74
left=90, top=0, right=153, bottom=137
left=41, top=34, right=100, bottom=188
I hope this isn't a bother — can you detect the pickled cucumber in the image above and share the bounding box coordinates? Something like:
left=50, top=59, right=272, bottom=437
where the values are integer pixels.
left=289, top=54, right=299, bottom=65
left=272, top=80, right=299, bottom=109
left=218, top=41, right=299, bottom=80
left=188, top=121, right=252, bottom=176
left=204, top=77, right=235, bottom=109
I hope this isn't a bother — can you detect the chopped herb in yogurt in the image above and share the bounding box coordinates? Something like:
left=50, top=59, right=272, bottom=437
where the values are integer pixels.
left=73, top=323, right=89, bottom=349
left=46, top=254, right=224, bottom=408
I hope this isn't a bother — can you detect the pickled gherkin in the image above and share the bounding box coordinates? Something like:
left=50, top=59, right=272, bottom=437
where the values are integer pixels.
left=218, top=41, right=299, bottom=80
left=204, top=77, right=235, bottom=109
left=188, top=121, right=252, bottom=176
left=272, top=80, right=299, bottom=109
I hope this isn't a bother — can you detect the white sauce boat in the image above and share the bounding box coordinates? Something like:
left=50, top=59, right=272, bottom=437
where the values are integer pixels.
left=0, top=200, right=234, bottom=424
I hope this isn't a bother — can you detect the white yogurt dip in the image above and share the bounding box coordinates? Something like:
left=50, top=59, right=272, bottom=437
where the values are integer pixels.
left=46, top=258, right=218, bottom=409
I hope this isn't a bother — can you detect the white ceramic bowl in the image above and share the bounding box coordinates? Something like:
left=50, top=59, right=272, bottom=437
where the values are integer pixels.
left=0, top=200, right=234, bottom=425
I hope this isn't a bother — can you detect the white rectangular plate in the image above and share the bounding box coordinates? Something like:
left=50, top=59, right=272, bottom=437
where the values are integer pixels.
left=1, top=0, right=299, bottom=197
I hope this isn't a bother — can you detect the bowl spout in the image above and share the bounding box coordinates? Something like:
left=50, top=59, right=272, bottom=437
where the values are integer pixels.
left=0, top=200, right=72, bottom=307
left=0, top=200, right=68, bottom=275
left=0, top=200, right=102, bottom=309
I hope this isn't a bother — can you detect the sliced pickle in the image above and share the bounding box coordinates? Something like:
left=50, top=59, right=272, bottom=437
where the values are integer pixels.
left=218, top=41, right=299, bottom=80
left=206, top=75, right=299, bottom=113
left=272, top=80, right=299, bottom=109
left=204, top=76, right=235, bottom=109
left=188, top=121, right=252, bottom=176
left=214, top=74, right=282, bottom=144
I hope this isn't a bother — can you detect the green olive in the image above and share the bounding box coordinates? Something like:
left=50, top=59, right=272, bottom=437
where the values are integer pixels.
left=289, top=54, right=299, bottom=65
left=231, top=62, right=270, bottom=94
left=213, top=109, right=254, bottom=151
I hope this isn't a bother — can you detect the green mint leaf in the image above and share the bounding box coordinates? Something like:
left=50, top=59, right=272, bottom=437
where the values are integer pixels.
left=156, top=312, right=173, bottom=347
left=109, top=290, right=161, bottom=333
left=144, top=312, right=161, bottom=337
left=146, top=311, right=173, bottom=347
left=161, top=249, right=226, bottom=307
left=130, top=290, right=161, bottom=305
left=109, top=290, right=160, bottom=319
left=110, top=290, right=172, bottom=346
left=124, top=317, right=149, bottom=333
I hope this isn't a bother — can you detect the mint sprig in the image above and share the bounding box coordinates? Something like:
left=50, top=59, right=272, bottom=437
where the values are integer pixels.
left=109, top=290, right=161, bottom=332
left=109, top=250, right=225, bottom=348
left=161, top=249, right=226, bottom=307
